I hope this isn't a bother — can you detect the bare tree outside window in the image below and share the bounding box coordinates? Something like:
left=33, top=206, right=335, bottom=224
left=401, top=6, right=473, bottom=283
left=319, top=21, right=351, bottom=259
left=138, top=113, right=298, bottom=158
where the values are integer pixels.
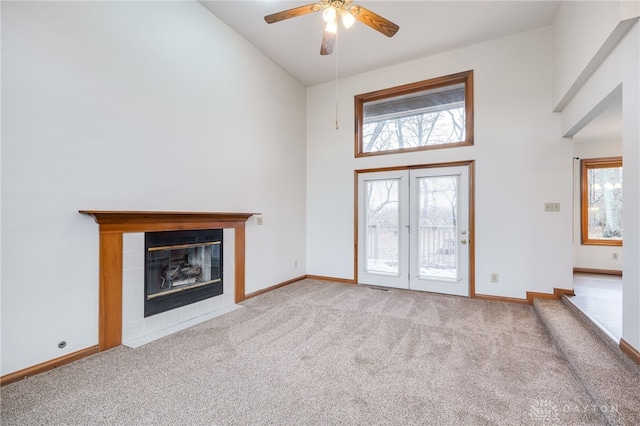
left=365, top=179, right=401, bottom=274
left=581, top=157, right=623, bottom=245
left=362, top=106, right=465, bottom=152
left=418, top=176, right=458, bottom=278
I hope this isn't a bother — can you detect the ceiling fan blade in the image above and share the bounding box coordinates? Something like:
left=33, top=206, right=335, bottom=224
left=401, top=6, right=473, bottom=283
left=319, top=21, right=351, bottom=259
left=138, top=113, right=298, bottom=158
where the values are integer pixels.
left=350, top=5, right=399, bottom=37
left=264, top=3, right=322, bottom=24
left=320, top=31, right=336, bottom=55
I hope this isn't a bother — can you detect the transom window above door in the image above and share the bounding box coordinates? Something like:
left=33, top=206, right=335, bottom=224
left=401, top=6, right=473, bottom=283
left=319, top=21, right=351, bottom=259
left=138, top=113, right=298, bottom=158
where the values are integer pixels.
left=355, top=70, right=473, bottom=157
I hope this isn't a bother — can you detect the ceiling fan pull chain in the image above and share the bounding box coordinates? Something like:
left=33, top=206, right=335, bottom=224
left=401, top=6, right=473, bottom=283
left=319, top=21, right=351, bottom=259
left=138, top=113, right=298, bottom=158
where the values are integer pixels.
left=335, top=28, right=339, bottom=130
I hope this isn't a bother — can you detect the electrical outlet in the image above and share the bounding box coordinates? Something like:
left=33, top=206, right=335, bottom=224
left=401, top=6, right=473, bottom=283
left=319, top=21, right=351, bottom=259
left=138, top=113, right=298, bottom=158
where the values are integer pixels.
left=490, top=273, right=499, bottom=283
left=544, top=203, right=560, bottom=212
left=612, top=253, right=619, bottom=260
left=256, top=217, right=263, bottom=225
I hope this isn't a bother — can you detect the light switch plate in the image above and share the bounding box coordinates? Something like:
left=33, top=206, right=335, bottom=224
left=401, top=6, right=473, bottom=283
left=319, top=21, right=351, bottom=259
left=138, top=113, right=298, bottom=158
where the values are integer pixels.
left=544, top=203, right=560, bottom=212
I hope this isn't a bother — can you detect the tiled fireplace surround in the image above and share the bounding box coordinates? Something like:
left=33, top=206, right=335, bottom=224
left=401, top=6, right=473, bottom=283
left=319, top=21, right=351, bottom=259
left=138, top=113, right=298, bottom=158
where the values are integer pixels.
left=121, top=231, right=237, bottom=347
left=80, top=211, right=255, bottom=352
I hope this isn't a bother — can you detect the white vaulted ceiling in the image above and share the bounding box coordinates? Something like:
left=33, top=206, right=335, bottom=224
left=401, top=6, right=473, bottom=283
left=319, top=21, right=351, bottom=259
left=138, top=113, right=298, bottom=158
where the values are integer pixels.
left=200, top=1, right=560, bottom=86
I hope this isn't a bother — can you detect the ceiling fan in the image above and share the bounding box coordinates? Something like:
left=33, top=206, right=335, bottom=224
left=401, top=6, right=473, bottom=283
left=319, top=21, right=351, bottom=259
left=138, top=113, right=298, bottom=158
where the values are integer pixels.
left=264, top=0, right=399, bottom=55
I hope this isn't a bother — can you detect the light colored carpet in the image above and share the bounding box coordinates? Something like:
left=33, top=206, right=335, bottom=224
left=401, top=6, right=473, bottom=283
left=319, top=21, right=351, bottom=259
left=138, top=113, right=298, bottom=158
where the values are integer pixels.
left=1, top=280, right=610, bottom=425
left=534, top=298, right=640, bottom=425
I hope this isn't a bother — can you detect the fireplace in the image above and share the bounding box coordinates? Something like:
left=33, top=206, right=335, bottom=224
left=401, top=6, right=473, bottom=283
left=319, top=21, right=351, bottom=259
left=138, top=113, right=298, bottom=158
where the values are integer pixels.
left=79, top=210, right=255, bottom=351
left=145, top=229, right=223, bottom=317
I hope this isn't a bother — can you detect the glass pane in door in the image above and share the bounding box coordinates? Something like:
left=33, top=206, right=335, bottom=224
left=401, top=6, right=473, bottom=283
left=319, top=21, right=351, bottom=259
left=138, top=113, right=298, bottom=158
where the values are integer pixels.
left=417, top=176, right=458, bottom=280
left=365, top=179, right=400, bottom=275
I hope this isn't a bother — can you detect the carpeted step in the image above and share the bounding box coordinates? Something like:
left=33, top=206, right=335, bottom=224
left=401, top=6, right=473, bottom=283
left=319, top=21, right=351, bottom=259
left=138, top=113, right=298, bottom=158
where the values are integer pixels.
left=533, top=298, right=640, bottom=425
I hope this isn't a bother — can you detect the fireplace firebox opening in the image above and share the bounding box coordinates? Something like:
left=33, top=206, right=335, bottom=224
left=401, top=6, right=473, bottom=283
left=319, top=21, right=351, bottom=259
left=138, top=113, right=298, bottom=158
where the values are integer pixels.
left=145, top=229, right=223, bottom=317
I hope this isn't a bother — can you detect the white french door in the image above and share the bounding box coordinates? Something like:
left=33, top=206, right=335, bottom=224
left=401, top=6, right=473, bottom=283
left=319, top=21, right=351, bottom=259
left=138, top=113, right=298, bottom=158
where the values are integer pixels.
left=357, top=165, right=470, bottom=296
left=357, top=170, right=409, bottom=289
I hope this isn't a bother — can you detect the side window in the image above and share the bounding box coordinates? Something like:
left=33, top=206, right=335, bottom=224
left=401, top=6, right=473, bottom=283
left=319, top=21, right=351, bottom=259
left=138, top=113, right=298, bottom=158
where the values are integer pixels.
left=581, top=157, right=623, bottom=245
left=355, top=71, right=473, bottom=157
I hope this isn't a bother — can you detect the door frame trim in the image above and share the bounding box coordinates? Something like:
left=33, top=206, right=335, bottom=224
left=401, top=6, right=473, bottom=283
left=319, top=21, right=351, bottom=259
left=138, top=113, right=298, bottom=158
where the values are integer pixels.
left=354, top=160, right=476, bottom=297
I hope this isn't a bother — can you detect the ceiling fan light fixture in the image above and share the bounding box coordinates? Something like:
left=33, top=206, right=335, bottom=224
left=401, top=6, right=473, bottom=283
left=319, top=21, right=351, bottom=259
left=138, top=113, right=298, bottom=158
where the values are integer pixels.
left=264, top=0, right=399, bottom=55
left=322, top=6, right=337, bottom=23
left=341, top=10, right=356, bottom=29
left=325, top=18, right=338, bottom=34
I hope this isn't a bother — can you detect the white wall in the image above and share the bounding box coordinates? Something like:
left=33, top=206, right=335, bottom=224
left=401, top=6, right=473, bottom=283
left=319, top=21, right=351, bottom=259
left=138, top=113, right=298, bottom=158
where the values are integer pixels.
left=1, top=1, right=307, bottom=375
left=623, top=22, right=640, bottom=351
left=555, top=0, right=639, bottom=350
left=552, top=0, right=638, bottom=111
left=307, top=26, right=574, bottom=299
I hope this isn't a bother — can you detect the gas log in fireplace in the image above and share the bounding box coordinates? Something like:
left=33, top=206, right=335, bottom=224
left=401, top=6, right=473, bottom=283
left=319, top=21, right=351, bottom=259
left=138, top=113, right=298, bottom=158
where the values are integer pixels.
left=145, top=229, right=223, bottom=317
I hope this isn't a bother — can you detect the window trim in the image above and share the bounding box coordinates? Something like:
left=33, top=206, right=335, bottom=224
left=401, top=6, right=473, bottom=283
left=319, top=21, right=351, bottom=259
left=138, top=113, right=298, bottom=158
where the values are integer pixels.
left=580, top=157, right=623, bottom=246
left=354, top=70, right=474, bottom=158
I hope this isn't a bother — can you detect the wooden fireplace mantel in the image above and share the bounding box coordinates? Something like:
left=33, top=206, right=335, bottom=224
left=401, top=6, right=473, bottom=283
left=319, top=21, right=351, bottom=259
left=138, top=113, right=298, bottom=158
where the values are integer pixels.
left=80, top=210, right=256, bottom=232
left=79, top=210, right=258, bottom=351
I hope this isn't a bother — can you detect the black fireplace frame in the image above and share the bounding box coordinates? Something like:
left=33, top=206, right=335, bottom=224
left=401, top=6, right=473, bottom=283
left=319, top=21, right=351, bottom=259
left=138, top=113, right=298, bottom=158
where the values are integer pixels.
left=144, top=229, right=223, bottom=317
